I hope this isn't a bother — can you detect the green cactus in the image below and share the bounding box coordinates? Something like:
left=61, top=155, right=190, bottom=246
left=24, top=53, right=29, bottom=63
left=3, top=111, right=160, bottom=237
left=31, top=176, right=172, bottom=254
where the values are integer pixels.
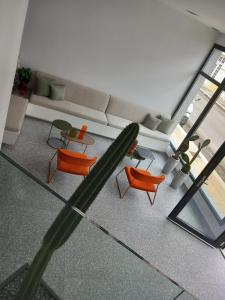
left=15, top=123, right=139, bottom=300
left=181, top=138, right=211, bottom=174
left=173, top=134, right=199, bottom=160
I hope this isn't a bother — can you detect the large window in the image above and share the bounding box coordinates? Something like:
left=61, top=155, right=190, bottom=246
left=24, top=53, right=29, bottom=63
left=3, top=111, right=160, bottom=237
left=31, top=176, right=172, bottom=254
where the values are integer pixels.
left=171, top=44, right=225, bottom=218
left=169, top=45, right=225, bottom=247
left=171, top=77, right=218, bottom=149
left=172, top=44, right=225, bottom=179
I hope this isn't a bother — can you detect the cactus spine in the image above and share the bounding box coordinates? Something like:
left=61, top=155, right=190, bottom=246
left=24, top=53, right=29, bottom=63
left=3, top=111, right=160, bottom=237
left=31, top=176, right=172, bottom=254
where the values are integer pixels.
left=16, top=123, right=139, bottom=300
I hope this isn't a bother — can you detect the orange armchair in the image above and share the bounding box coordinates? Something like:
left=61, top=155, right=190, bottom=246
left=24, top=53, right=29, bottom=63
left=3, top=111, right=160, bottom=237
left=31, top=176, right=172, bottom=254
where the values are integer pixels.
left=116, top=166, right=165, bottom=206
left=48, top=148, right=97, bottom=183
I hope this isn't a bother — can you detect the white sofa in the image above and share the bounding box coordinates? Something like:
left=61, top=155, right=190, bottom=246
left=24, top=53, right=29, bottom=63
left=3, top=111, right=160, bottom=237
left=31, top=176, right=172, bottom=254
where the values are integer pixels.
left=26, top=71, right=175, bottom=152
left=3, top=95, right=28, bottom=144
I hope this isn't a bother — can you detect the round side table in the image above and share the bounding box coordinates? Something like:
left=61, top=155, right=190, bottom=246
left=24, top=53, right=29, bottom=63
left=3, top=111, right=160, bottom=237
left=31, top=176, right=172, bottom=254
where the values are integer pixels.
left=47, top=119, right=72, bottom=149
left=61, top=128, right=95, bottom=152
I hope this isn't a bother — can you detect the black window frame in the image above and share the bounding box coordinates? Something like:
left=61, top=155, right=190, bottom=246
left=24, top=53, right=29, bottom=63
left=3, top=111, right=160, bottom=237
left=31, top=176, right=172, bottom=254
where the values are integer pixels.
left=171, top=43, right=225, bottom=154
left=172, top=43, right=225, bottom=120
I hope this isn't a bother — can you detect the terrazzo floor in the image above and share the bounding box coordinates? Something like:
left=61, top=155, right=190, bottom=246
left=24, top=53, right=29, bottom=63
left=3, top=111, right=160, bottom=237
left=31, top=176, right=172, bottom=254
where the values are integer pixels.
left=0, top=155, right=186, bottom=300
left=2, top=117, right=225, bottom=300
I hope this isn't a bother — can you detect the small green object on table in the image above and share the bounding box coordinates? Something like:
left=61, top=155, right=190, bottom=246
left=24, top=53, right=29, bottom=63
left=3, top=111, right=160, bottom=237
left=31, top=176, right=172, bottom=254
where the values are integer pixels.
left=68, top=127, right=77, bottom=138
left=61, top=129, right=95, bottom=153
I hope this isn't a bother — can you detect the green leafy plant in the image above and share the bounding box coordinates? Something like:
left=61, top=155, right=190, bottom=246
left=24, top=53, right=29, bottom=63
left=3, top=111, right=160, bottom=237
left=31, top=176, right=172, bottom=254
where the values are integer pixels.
left=181, top=139, right=211, bottom=174
left=17, top=67, right=32, bottom=84
left=173, top=134, right=199, bottom=160
left=15, top=123, right=139, bottom=300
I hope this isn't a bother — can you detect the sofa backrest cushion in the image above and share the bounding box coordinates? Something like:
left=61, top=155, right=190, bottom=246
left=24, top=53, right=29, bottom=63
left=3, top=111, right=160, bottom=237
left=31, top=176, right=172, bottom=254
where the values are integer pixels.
left=106, top=96, right=171, bottom=123
left=35, top=71, right=110, bottom=112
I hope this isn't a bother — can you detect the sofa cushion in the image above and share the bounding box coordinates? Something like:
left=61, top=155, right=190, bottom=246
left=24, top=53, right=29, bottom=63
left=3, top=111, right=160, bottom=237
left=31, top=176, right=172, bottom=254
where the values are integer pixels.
left=142, top=113, right=162, bottom=130
left=106, top=97, right=147, bottom=123
left=36, top=71, right=110, bottom=112
left=139, top=124, right=170, bottom=142
left=157, top=116, right=176, bottom=134
left=106, top=114, right=132, bottom=129
left=106, top=96, right=171, bottom=123
left=5, top=95, right=28, bottom=132
left=50, top=83, right=66, bottom=101
left=36, top=77, right=54, bottom=97
left=30, top=94, right=108, bottom=125
left=106, top=114, right=169, bottom=142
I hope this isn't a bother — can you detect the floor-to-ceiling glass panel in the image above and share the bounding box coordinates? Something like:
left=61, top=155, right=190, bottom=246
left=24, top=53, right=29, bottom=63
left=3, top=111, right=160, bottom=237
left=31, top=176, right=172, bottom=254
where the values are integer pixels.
left=171, top=77, right=218, bottom=149
left=177, top=158, right=225, bottom=241
left=186, top=90, right=225, bottom=178
left=202, top=48, right=225, bottom=83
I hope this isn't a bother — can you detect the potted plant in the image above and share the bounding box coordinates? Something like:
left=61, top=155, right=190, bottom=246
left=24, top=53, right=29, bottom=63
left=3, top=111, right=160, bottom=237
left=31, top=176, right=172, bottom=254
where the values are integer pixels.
left=171, top=138, right=211, bottom=189
left=162, top=134, right=199, bottom=174
left=17, top=67, right=32, bottom=96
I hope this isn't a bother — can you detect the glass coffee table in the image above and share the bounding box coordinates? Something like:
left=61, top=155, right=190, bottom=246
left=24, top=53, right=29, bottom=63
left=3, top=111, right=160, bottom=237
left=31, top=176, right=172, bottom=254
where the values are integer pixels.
left=47, top=119, right=72, bottom=149
left=130, top=146, right=155, bottom=170
left=61, top=128, right=95, bottom=153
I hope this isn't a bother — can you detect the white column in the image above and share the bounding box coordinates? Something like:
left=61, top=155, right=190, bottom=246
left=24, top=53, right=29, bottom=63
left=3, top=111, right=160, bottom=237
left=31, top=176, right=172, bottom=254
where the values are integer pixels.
left=0, top=0, right=29, bottom=147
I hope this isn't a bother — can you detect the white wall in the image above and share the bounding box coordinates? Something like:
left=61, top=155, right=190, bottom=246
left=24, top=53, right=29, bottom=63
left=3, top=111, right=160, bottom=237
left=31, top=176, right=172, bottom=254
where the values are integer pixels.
left=20, top=0, right=217, bottom=115
left=0, top=0, right=29, bottom=147
left=216, top=33, right=225, bottom=47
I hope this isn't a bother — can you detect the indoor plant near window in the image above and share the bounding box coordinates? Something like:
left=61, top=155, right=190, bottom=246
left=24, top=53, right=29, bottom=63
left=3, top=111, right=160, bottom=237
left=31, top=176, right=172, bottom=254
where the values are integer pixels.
left=162, top=134, right=199, bottom=174
left=171, top=138, right=211, bottom=189
left=17, top=67, right=32, bottom=96
left=0, top=123, right=139, bottom=300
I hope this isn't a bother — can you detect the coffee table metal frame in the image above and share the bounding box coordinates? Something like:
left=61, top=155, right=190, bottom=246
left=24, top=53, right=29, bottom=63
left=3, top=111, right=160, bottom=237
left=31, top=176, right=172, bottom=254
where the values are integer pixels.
left=61, top=129, right=95, bottom=153
left=131, top=146, right=155, bottom=170
left=47, top=119, right=72, bottom=149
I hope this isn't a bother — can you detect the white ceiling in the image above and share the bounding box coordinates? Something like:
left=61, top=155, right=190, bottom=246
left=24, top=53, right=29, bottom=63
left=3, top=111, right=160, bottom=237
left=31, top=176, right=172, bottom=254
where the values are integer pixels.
left=160, top=0, right=225, bottom=33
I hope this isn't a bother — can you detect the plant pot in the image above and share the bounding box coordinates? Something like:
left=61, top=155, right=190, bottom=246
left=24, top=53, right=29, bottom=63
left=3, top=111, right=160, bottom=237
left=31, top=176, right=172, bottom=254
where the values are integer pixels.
left=171, top=170, right=189, bottom=189
left=18, top=81, right=27, bottom=96
left=162, top=156, right=179, bottom=174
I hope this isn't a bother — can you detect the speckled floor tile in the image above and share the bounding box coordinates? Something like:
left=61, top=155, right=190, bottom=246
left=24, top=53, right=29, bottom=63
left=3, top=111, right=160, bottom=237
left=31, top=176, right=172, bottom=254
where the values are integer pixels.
left=2, top=117, right=225, bottom=300
left=176, top=291, right=198, bottom=300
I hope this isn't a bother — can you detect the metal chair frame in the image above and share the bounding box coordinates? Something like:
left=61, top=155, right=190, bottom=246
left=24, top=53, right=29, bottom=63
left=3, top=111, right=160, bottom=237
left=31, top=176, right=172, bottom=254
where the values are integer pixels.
left=48, top=151, right=58, bottom=183
left=115, top=167, right=161, bottom=206
left=48, top=150, right=93, bottom=183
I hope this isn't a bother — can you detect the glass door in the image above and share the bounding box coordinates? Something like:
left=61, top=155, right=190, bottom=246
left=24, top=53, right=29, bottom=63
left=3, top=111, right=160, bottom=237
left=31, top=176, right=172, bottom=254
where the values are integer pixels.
left=184, top=89, right=225, bottom=179
left=168, top=142, right=225, bottom=248
left=172, top=45, right=225, bottom=150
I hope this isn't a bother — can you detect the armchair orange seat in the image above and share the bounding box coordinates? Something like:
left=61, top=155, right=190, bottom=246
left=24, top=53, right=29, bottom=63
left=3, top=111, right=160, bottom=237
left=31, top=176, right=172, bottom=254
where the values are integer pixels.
left=116, top=166, right=165, bottom=205
left=48, top=148, right=97, bottom=183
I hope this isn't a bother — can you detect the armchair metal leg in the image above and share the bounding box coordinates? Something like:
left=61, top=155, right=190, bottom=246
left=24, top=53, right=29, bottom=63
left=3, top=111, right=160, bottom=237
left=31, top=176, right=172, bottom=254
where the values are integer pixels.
left=47, top=151, right=58, bottom=183
left=48, top=162, right=57, bottom=183
left=115, top=168, right=130, bottom=199
left=115, top=167, right=125, bottom=177
left=147, top=185, right=159, bottom=206
left=147, top=192, right=154, bottom=206
left=146, top=158, right=154, bottom=170
left=83, top=145, right=88, bottom=153
left=47, top=124, right=53, bottom=142
left=121, top=185, right=130, bottom=199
